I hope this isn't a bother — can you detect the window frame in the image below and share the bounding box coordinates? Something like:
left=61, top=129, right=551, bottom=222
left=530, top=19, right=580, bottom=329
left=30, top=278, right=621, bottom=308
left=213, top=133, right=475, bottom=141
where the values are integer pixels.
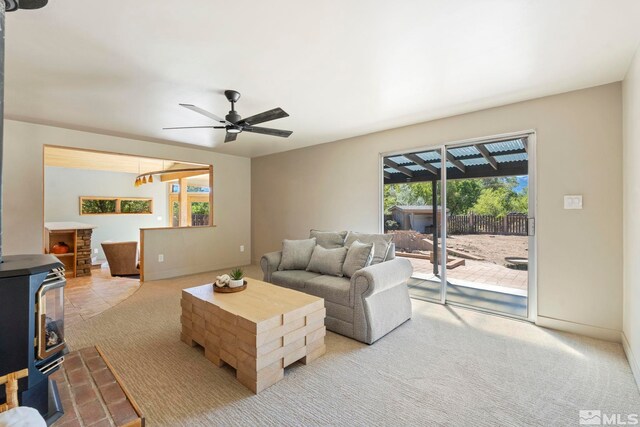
left=79, top=196, right=154, bottom=215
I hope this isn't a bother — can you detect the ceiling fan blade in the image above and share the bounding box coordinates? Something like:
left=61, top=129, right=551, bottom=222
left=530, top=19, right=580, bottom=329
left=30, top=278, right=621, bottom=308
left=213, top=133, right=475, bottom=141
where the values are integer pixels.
left=163, top=126, right=225, bottom=130
left=179, top=103, right=233, bottom=125
left=224, top=132, right=238, bottom=143
left=243, top=126, right=293, bottom=138
left=238, top=108, right=289, bottom=126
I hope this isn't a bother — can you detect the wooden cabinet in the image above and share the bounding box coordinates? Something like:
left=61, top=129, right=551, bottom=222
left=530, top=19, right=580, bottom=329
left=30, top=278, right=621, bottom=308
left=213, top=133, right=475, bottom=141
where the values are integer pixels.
left=44, top=222, right=97, bottom=279
left=45, top=229, right=77, bottom=278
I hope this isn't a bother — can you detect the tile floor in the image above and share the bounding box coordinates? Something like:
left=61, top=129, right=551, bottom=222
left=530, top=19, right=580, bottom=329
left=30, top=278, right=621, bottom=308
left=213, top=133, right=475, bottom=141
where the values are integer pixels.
left=65, top=266, right=140, bottom=328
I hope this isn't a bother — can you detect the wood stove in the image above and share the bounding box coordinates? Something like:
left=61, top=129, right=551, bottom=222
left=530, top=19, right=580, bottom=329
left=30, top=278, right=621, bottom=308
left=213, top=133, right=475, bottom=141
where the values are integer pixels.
left=0, top=254, right=67, bottom=424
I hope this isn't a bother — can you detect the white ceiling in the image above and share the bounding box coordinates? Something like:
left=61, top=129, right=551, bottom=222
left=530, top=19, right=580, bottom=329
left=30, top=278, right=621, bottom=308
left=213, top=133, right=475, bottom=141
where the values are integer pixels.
left=5, top=0, right=640, bottom=158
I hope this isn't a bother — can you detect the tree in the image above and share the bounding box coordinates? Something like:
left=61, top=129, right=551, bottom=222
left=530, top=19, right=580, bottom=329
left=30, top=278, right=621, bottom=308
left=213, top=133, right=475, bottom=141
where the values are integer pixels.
left=446, top=180, right=482, bottom=215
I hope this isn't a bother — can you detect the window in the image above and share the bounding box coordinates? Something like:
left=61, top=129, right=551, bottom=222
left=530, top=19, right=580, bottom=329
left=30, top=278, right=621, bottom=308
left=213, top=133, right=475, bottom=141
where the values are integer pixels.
left=80, top=197, right=153, bottom=215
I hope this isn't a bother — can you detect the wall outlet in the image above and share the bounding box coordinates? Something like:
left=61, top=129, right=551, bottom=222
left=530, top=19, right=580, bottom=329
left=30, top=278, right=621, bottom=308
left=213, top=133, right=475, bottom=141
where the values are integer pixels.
left=94, top=248, right=98, bottom=254
left=564, top=195, right=583, bottom=210
left=240, top=245, right=245, bottom=252
left=158, top=254, right=164, bottom=262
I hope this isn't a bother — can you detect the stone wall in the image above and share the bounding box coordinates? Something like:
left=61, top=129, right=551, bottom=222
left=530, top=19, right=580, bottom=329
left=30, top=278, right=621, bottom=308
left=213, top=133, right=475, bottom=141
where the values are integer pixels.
left=76, top=229, right=93, bottom=277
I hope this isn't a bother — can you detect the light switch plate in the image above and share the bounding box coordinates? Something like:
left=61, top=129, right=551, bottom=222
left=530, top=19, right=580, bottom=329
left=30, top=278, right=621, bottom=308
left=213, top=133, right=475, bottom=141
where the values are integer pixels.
left=564, top=195, right=583, bottom=210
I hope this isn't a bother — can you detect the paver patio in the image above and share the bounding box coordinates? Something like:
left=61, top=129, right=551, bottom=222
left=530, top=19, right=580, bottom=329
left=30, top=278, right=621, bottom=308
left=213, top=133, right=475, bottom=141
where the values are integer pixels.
left=406, top=256, right=528, bottom=291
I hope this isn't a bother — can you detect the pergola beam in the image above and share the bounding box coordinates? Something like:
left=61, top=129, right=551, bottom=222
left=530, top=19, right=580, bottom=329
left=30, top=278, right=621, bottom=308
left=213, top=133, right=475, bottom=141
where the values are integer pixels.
left=446, top=152, right=466, bottom=173
left=475, top=144, right=498, bottom=170
left=404, top=153, right=439, bottom=175
left=383, top=158, right=413, bottom=177
left=383, top=171, right=391, bottom=179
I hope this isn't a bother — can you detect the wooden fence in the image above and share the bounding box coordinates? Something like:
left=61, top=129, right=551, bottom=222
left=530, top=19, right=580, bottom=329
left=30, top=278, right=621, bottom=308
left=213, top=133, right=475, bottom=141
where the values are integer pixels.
left=447, top=213, right=528, bottom=236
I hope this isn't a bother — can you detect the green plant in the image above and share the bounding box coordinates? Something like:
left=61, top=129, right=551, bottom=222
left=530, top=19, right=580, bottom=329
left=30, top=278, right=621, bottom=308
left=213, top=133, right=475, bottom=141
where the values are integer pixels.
left=230, top=268, right=244, bottom=280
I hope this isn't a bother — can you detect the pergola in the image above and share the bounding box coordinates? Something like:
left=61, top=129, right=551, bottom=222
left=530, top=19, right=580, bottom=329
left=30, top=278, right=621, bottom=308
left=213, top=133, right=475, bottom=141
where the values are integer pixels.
left=383, top=137, right=529, bottom=275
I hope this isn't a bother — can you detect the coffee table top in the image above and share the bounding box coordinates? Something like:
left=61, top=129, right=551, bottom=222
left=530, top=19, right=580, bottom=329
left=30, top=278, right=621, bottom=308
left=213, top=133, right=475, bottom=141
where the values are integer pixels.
left=182, top=277, right=324, bottom=326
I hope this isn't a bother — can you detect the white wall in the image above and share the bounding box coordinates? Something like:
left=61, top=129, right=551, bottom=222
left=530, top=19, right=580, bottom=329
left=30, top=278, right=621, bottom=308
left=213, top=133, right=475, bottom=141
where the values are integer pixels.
left=3, top=120, right=251, bottom=280
left=253, top=83, right=623, bottom=340
left=44, top=166, right=168, bottom=260
left=623, top=47, right=640, bottom=386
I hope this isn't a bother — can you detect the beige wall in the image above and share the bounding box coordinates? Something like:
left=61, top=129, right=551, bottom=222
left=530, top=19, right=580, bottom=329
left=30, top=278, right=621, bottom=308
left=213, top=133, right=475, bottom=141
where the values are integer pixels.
left=3, top=120, right=251, bottom=280
left=252, top=83, right=623, bottom=337
left=623, top=48, right=640, bottom=384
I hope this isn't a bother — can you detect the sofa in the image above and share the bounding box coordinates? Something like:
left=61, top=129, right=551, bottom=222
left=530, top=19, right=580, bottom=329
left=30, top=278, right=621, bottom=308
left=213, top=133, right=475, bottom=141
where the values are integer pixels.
left=261, top=231, right=413, bottom=344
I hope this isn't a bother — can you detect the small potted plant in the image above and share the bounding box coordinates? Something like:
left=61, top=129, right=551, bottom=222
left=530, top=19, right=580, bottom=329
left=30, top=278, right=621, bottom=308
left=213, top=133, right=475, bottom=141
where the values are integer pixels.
left=229, top=268, right=244, bottom=288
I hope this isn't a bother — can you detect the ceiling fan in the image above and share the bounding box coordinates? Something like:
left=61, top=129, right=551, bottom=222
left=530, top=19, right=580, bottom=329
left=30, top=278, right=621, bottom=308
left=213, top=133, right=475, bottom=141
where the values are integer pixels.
left=164, top=90, right=292, bottom=143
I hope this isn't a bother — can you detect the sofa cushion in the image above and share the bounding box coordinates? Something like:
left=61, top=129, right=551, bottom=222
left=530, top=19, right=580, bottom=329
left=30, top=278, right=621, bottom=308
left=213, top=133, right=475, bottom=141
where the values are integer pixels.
left=306, top=245, right=348, bottom=277
left=305, top=275, right=352, bottom=306
left=344, top=232, right=393, bottom=265
left=271, top=270, right=321, bottom=290
left=342, top=240, right=373, bottom=277
left=309, top=230, right=348, bottom=249
left=278, top=238, right=316, bottom=271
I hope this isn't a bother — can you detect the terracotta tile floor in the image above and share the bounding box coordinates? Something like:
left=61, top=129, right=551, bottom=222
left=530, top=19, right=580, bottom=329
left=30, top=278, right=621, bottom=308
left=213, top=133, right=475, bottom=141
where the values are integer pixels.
left=407, top=257, right=528, bottom=291
left=65, top=266, right=140, bottom=327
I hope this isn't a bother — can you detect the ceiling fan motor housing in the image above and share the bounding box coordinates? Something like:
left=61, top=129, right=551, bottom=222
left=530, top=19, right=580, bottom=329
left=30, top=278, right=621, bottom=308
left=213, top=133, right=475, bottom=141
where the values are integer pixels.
left=225, top=111, right=241, bottom=124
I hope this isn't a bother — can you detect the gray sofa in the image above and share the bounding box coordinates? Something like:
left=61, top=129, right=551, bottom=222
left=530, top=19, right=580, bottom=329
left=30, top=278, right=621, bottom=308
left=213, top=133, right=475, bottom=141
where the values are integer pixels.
left=261, top=236, right=413, bottom=344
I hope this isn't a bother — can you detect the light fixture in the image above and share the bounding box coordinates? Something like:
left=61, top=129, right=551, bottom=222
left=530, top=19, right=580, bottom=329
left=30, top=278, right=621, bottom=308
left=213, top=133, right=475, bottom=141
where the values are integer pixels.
left=227, top=128, right=241, bottom=134
left=133, top=166, right=209, bottom=186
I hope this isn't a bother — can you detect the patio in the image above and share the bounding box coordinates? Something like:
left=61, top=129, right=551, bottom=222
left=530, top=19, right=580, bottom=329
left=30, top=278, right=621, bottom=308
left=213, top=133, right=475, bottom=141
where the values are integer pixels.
left=407, top=257, right=528, bottom=291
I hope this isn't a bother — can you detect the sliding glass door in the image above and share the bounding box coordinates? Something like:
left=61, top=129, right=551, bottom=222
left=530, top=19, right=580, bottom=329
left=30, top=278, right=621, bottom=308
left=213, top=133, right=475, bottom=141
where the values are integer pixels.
left=382, top=134, right=535, bottom=319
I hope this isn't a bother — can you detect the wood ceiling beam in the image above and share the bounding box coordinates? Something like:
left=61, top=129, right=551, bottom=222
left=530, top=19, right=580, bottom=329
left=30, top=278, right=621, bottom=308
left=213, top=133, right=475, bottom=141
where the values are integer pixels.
left=383, top=158, right=413, bottom=178
left=403, top=153, right=439, bottom=175
left=474, top=144, right=498, bottom=171
left=160, top=170, right=209, bottom=182
left=445, top=152, right=466, bottom=173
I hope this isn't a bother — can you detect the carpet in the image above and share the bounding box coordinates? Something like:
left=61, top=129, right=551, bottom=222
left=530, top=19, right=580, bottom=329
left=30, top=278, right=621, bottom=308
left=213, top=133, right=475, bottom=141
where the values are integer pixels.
left=66, top=265, right=640, bottom=426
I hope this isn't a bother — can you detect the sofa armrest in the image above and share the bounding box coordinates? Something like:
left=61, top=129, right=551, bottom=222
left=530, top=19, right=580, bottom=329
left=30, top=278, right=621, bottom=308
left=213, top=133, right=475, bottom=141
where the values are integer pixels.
left=260, top=251, right=282, bottom=282
left=350, top=257, right=413, bottom=300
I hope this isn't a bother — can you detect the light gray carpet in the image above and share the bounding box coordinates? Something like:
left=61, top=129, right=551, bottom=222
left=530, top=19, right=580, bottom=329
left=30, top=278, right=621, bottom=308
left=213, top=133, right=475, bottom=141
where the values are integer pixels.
left=66, top=265, right=640, bottom=426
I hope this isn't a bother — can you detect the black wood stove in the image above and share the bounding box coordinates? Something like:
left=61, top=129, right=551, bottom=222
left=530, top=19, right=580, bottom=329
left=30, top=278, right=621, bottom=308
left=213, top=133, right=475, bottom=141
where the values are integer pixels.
left=0, top=254, right=67, bottom=424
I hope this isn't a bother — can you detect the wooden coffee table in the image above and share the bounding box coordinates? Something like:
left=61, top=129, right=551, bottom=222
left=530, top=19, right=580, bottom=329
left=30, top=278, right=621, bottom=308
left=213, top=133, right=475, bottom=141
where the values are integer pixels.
left=180, top=278, right=326, bottom=393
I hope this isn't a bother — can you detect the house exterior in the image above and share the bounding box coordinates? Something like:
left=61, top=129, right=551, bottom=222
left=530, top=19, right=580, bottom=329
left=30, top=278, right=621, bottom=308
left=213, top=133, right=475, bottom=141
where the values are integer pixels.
left=389, top=205, right=448, bottom=233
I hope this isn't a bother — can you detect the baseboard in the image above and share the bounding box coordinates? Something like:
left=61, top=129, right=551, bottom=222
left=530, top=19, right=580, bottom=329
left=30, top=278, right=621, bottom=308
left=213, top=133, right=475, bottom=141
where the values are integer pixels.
left=622, top=332, right=640, bottom=392
left=536, top=315, right=622, bottom=342
left=143, top=262, right=254, bottom=282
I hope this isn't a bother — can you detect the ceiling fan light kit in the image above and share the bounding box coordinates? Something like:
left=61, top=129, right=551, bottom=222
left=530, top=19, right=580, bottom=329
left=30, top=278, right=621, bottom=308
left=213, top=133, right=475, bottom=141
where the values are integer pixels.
left=164, top=90, right=292, bottom=143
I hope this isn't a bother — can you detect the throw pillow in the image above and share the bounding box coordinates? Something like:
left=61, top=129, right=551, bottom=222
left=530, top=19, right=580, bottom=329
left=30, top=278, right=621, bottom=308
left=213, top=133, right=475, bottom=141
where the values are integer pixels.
left=278, top=238, right=317, bottom=271
left=342, top=240, right=374, bottom=277
left=306, top=245, right=348, bottom=277
left=344, top=232, right=393, bottom=265
left=309, top=230, right=348, bottom=249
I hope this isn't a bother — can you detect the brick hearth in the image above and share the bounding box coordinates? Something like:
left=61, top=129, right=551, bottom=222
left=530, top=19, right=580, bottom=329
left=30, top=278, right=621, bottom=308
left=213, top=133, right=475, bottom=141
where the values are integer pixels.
left=51, top=346, right=144, bottom=427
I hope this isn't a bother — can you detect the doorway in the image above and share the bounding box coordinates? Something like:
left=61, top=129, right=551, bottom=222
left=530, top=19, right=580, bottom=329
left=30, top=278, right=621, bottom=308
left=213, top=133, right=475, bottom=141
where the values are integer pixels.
left=382, top=133, right=535, bottom=320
